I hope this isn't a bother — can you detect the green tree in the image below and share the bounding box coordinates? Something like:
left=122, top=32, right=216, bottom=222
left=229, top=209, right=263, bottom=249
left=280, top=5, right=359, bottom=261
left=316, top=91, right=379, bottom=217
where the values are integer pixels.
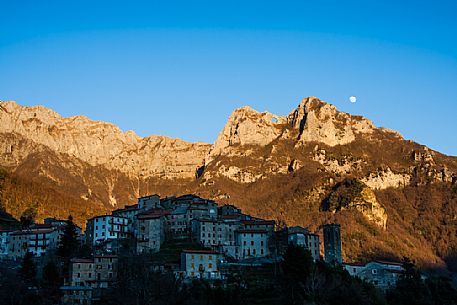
left=41, top=260, right=62, bottom=304
left=43, top=260, right=61, bottom=288
left=20, top=207, right=36, bottom=228
left=282, top=244, right=313, bottom=281
left=20, top=251, right=37, bottom=285
left=57, top=215, right=79, bottom=258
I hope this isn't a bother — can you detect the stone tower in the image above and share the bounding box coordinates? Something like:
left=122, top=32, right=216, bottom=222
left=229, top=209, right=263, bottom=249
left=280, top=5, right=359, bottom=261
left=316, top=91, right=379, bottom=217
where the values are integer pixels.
left=323, top=223, right=342, bottom=265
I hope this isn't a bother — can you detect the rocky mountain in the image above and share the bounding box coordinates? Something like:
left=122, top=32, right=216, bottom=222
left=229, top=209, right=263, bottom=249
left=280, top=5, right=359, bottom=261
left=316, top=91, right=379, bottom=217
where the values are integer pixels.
left=1, top=97, right=456, bottom=269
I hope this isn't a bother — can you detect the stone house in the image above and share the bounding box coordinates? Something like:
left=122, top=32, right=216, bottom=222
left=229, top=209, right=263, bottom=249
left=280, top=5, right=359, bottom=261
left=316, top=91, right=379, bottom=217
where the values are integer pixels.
left=344, top=260, right=404, bottom=291
left=8, top=225, right=63, bottom=259
left=288, top=226, right=321, bottom=261
left=135, top=209, right=167, bottom=253
left=180, top=249, right=221, bottom=279
left=235, top=229, right=269, bottom=259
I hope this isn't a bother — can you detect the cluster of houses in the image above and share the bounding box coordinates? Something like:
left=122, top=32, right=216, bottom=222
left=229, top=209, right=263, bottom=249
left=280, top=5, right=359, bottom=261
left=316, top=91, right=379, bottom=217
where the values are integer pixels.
left=0, top=194, right=405, bottom=304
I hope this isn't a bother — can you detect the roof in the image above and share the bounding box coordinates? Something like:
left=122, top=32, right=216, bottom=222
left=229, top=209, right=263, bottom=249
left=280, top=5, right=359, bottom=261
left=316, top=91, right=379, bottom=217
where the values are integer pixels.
left=94, top=254, right=118, bottom=258
left=235, top=229, right=268, bottom=234
left=112, top=205, right=139, bottom=213
left=220, top=215, right=241, bottom=219
left=182, top=249, right=219, bottom=254
left=61, top=286, right=93, bottom=291
left=373, top=260, right=403, bottom=266
left=195, top=218, right=218, bottom=223
left=344, top=262, right=366, bottom=267
left=70, top=258, right=94, bottom=263
left=241, top=220, right=275, bottom=225
left=87, top=214, right=128, bottom=221
left=344, top=260, right=404, bottom=267
left=138, top=194, right=160, bottom=199
left=10, top=228, right=56, bottom=235
left=137, top=208, right=171, bottom=219
left=188, top=207, right=208, bottom=211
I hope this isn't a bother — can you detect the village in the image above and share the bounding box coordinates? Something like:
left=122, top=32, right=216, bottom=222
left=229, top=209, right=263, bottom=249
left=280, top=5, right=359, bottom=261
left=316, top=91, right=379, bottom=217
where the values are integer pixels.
left=1, top=194, right=407, bottom=304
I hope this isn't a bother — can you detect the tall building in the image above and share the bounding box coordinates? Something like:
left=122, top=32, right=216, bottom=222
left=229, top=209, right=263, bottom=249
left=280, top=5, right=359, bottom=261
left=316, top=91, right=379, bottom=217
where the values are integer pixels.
left=323, top=223, right=342, bottom=265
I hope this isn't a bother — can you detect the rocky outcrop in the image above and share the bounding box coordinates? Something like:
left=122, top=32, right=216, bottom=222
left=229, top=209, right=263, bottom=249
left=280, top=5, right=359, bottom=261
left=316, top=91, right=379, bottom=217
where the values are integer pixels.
left=287, top=97, right=377, bottom=147
left=207, top=106, right=286, bottom=163
left=312, top=146, right=364, bottom=175
left=324, top=179, right=388, bottom=229
left=362, top=167, right=411, bottom=190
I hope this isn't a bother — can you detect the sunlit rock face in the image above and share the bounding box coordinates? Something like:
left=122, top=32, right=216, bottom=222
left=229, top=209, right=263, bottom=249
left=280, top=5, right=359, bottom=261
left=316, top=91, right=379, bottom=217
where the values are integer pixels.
left=0, top=101, right=210, bottom=180
left=324, top=179, right=388, bottom=230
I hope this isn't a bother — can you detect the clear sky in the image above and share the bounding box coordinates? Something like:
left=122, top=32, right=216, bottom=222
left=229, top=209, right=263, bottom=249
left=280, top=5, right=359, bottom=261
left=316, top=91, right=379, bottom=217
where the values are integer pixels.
left=1, top=0, right=456, bottom=155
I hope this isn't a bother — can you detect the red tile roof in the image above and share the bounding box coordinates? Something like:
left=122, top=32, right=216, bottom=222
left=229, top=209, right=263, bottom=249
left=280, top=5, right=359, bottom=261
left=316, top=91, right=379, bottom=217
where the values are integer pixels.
left=240, top=220, right=275, bottom=225
left=235, top=229, right=268, bottom=234
left=182, top=249, right=219, bottom=254
left=10, top=228, right=56, bottom=235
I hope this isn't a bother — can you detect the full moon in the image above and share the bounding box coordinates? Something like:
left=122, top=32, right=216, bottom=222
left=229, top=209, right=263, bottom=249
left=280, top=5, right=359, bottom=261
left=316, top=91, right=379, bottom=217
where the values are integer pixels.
left=349, top=96, right=357, bottom=103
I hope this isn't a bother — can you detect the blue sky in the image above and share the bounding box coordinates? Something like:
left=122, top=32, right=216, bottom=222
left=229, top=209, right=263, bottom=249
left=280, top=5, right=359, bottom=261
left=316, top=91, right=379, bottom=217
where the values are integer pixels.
left=1, top=0, right=456, bottom=155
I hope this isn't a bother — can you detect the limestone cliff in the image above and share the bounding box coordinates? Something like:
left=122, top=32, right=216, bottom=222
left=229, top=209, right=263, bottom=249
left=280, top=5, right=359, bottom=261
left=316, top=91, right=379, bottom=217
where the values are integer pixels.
left=0, top=101, right=210, bottom=180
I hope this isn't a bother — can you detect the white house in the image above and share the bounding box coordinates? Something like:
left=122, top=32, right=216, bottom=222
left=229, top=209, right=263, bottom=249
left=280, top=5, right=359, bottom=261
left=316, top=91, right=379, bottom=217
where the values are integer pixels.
left=344, top=260, right=404, bottom=291
left=288, top=226, right=320, bottom=261
left=235, top=229, right=269, bottom=259
left=191, top=218, right=242, bottom=256
left=8, top=226, right=63, bottom=259
left=0, top=230, right=12, bottom=258
left=85, top=215, right=130, bottom=246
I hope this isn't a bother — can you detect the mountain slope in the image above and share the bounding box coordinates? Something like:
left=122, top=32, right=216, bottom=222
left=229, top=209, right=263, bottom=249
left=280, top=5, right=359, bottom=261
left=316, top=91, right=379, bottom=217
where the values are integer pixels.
left=0, top=97, right=456, bottom=269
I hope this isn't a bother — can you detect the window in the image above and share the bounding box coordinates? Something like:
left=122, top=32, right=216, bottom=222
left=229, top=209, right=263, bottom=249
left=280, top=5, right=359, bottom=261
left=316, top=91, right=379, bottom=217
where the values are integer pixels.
left=209, top=256, right=212, bottom=260
left=253, top=249, right=256, bottom=255
left=77, top=273, right=81, bottom=278
left=88, top=273, right=92, bottom=278
left=209, top=263, right=213, bottom=269
left=191, top=263, right=195, bottom=269
left=372, top=269, right=377, bottom=274
left=261, top=249, right=264, bottom=255
left=243, top=241, right=246, bottom=246
left=251, top=241, right=254, bottom=246
left=261, top=241, right=264, bottom=246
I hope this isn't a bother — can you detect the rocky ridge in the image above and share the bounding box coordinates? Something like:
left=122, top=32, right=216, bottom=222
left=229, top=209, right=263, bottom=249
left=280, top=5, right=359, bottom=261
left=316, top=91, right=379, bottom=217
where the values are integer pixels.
left=0, top=101, right=210, bottom=182
left=1, top=97, right=457, bottom=267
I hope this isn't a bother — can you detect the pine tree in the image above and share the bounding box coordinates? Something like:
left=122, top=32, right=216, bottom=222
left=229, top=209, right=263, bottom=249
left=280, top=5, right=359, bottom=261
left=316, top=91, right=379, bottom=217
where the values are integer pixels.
left=20, top=251, right=37, bottom=285
left=43, top=260, right=61, bottom=288
left=57, top=215, right=79, bottom=258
